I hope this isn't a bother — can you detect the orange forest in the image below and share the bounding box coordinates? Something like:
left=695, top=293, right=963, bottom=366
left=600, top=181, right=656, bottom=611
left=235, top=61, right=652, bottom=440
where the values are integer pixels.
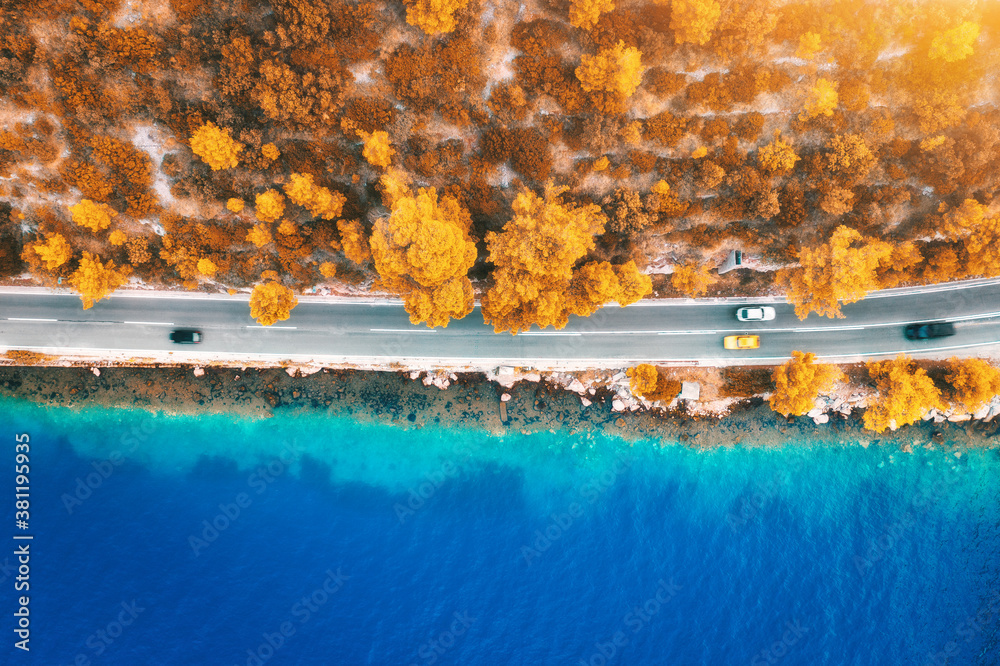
left=0, top=0, right=998, bottom=329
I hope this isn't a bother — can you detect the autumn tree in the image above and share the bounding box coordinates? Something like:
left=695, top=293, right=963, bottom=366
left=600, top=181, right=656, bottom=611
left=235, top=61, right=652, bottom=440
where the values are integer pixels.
left=70, top=199, right=116, bottom=232
left=570, top=0, right=614, bottom=31
left=779, top=226, right=894, bottom=319
left=359, top=130, right=394, bottom=169
left=800, top=78, right=838, bottom=120
left=757, top=135, right=799, bottom=175
left=945, top=357, right=1000, bottom=413
left=370, top=171, right=477, bottom=328
left=69, top=252, right=131, bottom=309
left=575, top=41, right=644, bottom=114
left=23, top=233, right=72, bottom=272
left=825, top=134, right=876, bottom=183
left=769, top=351, right=845, bottom=417
left=929, top=21, right=980, bottom=62
left=796, top=32, right=821, bottom=59
left=255, top=190, right=285, bottom=223
left=190, top=122, right=243, bottom=171
left=249, top=281, right=298, bottom=326
left=627, top=364, right=682, bottom=402
left=863, top=356, right=942, bottom=433
left=338, top=219, right=371, bottom=264
left=671, top=263, right=718, bottom=297
left=403, top=0, right=469, bottom=35
left=283, top=173, right=346, bottom=220
left=669, top=0, right=721, bottom=46
left=482, top=183, right=649, bottom=333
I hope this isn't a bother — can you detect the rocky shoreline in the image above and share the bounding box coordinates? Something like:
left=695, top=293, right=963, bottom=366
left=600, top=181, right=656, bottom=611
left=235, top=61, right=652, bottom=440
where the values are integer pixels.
left=0, top=365, right=998, bottom=453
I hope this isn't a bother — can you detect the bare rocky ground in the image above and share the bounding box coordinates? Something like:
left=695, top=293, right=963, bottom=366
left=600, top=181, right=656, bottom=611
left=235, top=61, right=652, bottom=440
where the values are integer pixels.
left=0, top=365, right=997, bottom=453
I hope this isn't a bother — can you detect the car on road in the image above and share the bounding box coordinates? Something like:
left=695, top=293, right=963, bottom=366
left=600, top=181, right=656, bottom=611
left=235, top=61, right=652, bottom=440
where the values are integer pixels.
left=170, top=329, right=203, bottom=344
left=724, top=335, right=760, bottom=350
left=736, top=306, right=776, bottom=322
left=904, top=322, right=955, bottom=340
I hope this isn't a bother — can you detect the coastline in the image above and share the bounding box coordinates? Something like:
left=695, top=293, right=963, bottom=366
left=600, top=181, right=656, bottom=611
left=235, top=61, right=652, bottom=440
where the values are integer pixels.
left=1, top=365, right=997, bottom=452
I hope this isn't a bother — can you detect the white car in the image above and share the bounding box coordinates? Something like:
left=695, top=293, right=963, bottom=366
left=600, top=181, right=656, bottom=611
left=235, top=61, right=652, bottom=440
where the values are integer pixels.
left=736, top=306, right=776, bottom=322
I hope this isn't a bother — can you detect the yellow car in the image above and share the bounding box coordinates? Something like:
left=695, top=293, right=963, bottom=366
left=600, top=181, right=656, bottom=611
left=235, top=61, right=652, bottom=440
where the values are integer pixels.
left=724, top=335, right=760, bottom=350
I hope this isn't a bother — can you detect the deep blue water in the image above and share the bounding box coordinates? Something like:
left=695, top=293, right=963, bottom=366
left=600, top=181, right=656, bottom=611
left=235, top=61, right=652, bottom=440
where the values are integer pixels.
left=2, top=398, right=999, bottom=665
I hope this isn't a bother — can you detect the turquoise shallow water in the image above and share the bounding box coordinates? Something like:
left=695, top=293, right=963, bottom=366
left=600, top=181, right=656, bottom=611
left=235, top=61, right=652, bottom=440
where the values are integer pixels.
left=2, top=397, right=999, bottom=665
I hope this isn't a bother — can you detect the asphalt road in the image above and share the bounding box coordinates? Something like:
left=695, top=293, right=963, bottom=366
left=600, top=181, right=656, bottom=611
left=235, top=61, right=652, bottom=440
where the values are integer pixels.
left=1, top=282, right=1000, bottom=366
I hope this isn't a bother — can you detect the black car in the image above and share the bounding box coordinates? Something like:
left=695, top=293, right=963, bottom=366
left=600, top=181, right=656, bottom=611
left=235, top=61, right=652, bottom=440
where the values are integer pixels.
left=904, top=322, right=955, bottom=340
left=169, top=329, right=203, bottom=344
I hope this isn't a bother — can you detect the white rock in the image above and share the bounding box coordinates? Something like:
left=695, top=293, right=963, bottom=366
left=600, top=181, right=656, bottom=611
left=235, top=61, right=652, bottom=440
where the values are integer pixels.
left=193, top=367, right=204, bottom=377
left=285, top=367, right=298, bottom=377
left=933, top=413, right=946, bottom=423
left=449, top=373, right=458, bottom=381
left=612, top=372, right=626, bottom=382
left=525, top=372, right=541, bottom=382
left=807, top=407, right=824, bottom=418
left=422, top=375, right=434, bottom=386
left=973, top=404, right=991, bottom=420
left=409, top=371, right=421, bottom=380
left=568, top=379, right=586, bottom=393
left=612, top=399, right=626, bottom=412
left=501, top=393, right=511, bottom=402
left=588, top=388, right=596, bottom=395
left=947, top=413, right=972, bottom=422
left=581, top=397, right=592, bottom=407
left=812, top=414, right=829, bottom=425
left=91, top=367, right=100, bottom=376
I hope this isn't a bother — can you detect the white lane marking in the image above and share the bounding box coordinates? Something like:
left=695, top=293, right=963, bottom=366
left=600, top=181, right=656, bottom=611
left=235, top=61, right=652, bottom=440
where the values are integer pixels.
left=7, top=317, right=58, bottom=322
left=792, top=325, right=865, bottom=332
left=124, top=321, right=175, bottom=326
left=246, top=325, right=298, bottom=329
left=520, top=332, right=582, bottom=336
left=370, top=328, right=437, bottom=333
left=659, top=330, right=717, bottom=335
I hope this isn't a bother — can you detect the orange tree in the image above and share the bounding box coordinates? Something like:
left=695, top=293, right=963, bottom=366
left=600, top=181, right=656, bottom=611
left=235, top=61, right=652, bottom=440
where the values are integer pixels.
left=779, top=226, right=894, bottom=319
left=627, top=364, right=682, bottom=402
left=249, top=281, right=298, bottom=326
left=769, top=351, right=844, bottom=417
left=863, top=356, right=942, bottom=433
left=370, top=171, right=477, bottom=328
left=482, top=183, right=650, bottom=334
left=944, top=357, right=1000, bottom=413
left=69, top=253, right=131, bottom=309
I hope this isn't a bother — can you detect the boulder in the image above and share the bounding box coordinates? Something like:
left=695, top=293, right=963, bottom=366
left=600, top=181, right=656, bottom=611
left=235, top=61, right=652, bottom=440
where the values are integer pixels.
left=812, top=414, right=829, bottom=425
left=807, top=407, right=824, bottom=418
left=193, top=367, right=205, bottom=377
left=524, top=372, right=542, bottom=382
left=501, top=393, right=511, bottom=402
left=568, top=379, right=587, bottom=393
left=612, top=399, right=626, bottom=412
left=581, top=397, right=592, bottom=407
left=947, top=413, right=972, bottom=422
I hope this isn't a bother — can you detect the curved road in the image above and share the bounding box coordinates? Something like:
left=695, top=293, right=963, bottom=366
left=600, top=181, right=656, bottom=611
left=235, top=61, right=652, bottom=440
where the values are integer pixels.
left=1, top=281, right=999, bottom=368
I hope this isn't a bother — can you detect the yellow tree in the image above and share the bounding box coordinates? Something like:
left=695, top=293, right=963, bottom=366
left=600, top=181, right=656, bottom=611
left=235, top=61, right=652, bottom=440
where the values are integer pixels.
left=800, top=78, right=838, bottom=121
left=945, top=357, right=1000, bottom=413
left=863, top=356, right=942, bottom=433
left=575, top=41, right=644, bottom=114
left=370, top=172, right=477, bottom=328
left=359, top=131, right=395, bottom=169
left=246, top=224, right=273, bottom=248
left=570, top=0, right=615, bottom=31
left=255, top=190, right=285, bottom=223
left=283, top=173, right=346, bottom=220
left=669, top=0, right=721, bottom=46
left=404, top=0, right=469, bottom=35
left=769, top=351, right=845, bottom=417
left=483, top=184, right=648, bottom=333
left=779, top=226, right=894, bottom=319
left=249, top=281, right=298, bottom=326
left=70, top=199, right=116, bottom=232
left=671, top=263, right=717, bottom=297
left=68, top=252, right=131, bottom=309
left=190, top=121, right=243, bottom=171
left=825, top=134, right=876, bottom=183
left=627, top=363, right=682, bottom=402
left=338, top=219, right=371, bottom=265
left=929, top=21, right=981, bottom=62
left=757, top=135, right=799, bottom=175
left=796, top=32, right=822, bottom=59
left=27, top=233, right=73, bottom=271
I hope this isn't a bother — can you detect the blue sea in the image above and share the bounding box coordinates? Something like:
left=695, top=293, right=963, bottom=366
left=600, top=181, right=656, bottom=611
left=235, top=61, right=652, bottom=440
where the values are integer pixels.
left=2, top=398, right=999, bottom=665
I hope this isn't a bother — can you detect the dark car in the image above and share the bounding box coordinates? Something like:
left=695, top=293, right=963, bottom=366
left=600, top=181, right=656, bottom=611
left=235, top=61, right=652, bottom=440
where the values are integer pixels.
left=904, top=322, right=955, bottom=340
left=169, top=329, right=203, bottom=344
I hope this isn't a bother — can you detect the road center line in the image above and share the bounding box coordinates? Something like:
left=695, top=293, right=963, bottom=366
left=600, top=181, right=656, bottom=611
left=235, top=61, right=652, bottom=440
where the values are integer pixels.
left=124, top=321, right=175, bottom=326
left=7, top=317, right=58, bottom=322
left=247, top=325, right=298, bottom=330
left=369, top=328, right=437, bottom=333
